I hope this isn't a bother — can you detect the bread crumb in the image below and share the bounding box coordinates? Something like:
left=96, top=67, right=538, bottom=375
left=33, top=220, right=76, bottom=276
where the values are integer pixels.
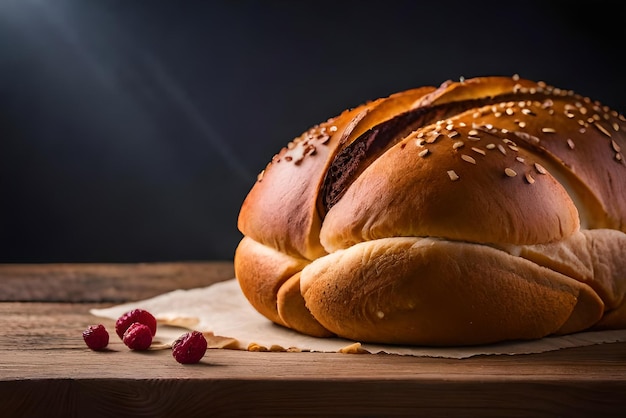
left=338, top=342, right=370, bottom=354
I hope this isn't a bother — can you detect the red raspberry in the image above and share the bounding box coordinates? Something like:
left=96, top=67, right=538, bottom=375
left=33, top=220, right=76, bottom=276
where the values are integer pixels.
left=172, top=331, right=208, bottom=364
left=115, top=309, right=157, bottom=339
left=82, top=324, right=109, bottom=351
left=122, top=322, right=153, bottom=350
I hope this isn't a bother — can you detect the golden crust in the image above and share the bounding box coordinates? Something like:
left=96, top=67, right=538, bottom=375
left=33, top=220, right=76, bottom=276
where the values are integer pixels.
left=320, top=120, right=580, bottom=251
left=234, top=76, right=626, bottom=346
left=234, top=237, right=309, bottom=327
left=237, top=86, right=437, bottom=260
left=300, top=237, right=603, bottom=345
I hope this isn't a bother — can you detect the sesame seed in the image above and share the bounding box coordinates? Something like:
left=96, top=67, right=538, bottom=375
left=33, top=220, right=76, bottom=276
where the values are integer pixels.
left=468, top=129, right=479, bottom=136
left=612, top=140, right=621, bottom=152
left=446, top=123, right=454, bottom=130
left=534, top=163, right=547, bottom=174
left=376, top=311, right=385, bottom=319
left=616, top=153, right=623, bottom=162
left=542, top=127, right=557, bottom=133
left=329, top=125, right=338, bottom=132
left=453, top=141, right=465, bottom=149
left=486, top=143, right=496, bottom=150
left=504, top=168, right=517, bottom=177
left=418, top=149, right=430, bottom=157
left=508, top=145, right=519, bottom=151
left=427, top=133, right=441, bottom=143
left=447, top=170, right=460, bottom=181
left=612, top=122, right=620, bottom=132
left=521, top=108, right=536, bottom=116
left=461, top=154, right=476, bottom=164
left=306, top=144, right=316, bottom=154
left=497, top=144, right=507, bottom=155
left=448, top=131, right=460, bottom=138
left=517, top=121, right=527, bottom=128
left=595, top=122, right=612, bottom=138
left=516, top=156, right=525, bottom=163
left=506, top=108, right=515, bottom=116
left=567, top=138, right=575, bottom=149
left=471, top=147, right=486, bottom=155
left=580, top=107, right=588, bottom=115
left=525, top=173, right=535, bottom=184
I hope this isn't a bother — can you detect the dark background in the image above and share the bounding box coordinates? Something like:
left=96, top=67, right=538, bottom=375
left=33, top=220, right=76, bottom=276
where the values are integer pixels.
left=1, top=0, right=625, bottom=263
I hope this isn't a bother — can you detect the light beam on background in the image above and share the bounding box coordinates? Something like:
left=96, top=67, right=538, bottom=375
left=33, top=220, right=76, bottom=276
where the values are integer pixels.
left=0, top=0, right=254, bottom=183
left=139, top=51, right=254, bottom=182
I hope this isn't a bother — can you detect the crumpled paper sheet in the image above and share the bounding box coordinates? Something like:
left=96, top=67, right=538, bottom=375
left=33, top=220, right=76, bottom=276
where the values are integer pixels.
left=91, top=278, right=626, bottom=358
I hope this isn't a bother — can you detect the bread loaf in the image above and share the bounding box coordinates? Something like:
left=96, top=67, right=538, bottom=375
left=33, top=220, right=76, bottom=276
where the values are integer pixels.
left=234, top=75, right=626, bottom=346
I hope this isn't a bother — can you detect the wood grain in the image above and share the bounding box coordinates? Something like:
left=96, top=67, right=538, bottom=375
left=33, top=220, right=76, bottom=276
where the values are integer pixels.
left=0, top=262, right=234, bottom=302
left=1, top=263, right=625, bottom=417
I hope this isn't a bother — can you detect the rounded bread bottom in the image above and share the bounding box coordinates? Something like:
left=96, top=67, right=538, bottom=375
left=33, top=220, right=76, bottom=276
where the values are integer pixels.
left=300, top=237, right=603, bottom=346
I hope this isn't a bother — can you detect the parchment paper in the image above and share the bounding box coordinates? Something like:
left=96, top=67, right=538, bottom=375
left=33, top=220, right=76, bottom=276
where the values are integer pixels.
left=90, top=278, right=626, bottom=358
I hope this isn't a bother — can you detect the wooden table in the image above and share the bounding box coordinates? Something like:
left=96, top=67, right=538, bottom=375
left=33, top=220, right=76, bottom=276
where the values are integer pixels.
left=1, top=262, right=624, bottom=417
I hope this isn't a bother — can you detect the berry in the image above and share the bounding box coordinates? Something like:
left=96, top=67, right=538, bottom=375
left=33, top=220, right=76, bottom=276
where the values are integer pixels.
left=115, top=309, right=157, bottom=339
left=82, top=324, right=109, bottom=351
left=122, top=322, right=153, bottom=350
left=172, top=331, right=208, bottom=364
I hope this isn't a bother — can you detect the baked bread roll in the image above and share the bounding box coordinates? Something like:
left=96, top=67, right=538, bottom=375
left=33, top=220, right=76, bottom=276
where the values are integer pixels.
left=234, top=75, right=626, bottom=346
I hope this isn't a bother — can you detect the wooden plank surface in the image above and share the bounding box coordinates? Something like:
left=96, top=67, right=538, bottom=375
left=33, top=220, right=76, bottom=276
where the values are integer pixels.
left=0, top=261, right=234, bottom=302
left=1, top=262, right=625, bottom=417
